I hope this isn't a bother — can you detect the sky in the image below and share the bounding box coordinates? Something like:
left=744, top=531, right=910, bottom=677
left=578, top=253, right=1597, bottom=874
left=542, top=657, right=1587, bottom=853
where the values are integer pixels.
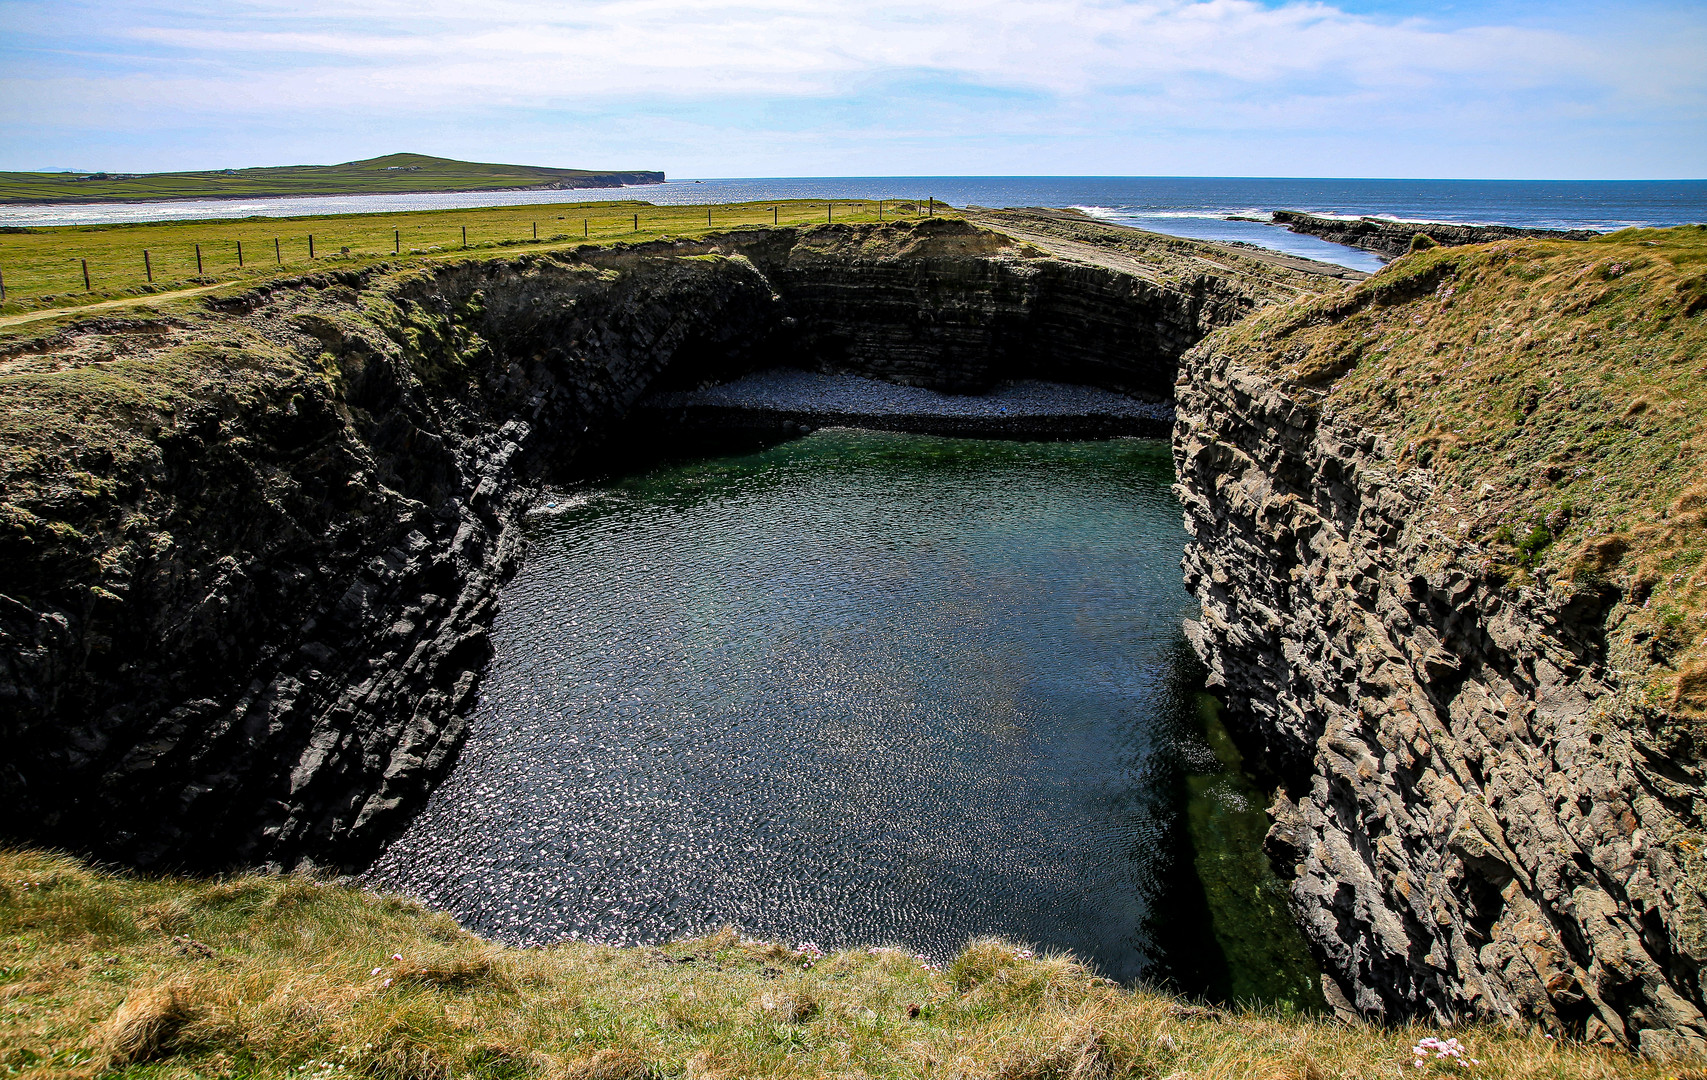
left=1, top=0, right=1703, bottom=180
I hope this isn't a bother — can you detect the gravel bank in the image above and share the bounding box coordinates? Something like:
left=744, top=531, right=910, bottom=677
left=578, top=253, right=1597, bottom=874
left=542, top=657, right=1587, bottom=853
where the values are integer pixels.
left=640, top=368, right=1173, bottom=439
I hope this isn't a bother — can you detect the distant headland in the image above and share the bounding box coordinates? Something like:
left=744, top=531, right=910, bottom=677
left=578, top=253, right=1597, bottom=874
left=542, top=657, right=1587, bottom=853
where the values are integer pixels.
left=0, top=152, right=665, bottom=205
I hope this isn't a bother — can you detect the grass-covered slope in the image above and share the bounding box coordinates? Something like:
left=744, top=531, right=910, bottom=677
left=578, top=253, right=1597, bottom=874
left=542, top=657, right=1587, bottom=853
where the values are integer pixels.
left=0, top=850, right=1660, bottom=1079
left=0, top=154, right=662, bottom=206
left=1204, top=225, right=1707, bottom=722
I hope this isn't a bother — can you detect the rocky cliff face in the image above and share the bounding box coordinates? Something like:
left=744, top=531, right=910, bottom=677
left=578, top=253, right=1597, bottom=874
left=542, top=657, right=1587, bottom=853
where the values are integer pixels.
left=536, top=171, right=665, bottom=189
left=1175, top=228, right=1707, bottom=1057
left=0, top=253, right=783, bottom=871
left=712, top=217, right=1317, bottom=396
left=1, top=218, right=1316, bottom=873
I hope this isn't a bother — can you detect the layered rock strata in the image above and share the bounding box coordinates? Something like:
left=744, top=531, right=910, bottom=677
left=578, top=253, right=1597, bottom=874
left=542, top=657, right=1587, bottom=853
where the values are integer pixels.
left=1, top=217, right=1320, bottom=872
left=723, top=216, right=1332, bottom=395
left=1174, top=230, right=1707, bottom=1057
left=1, top=254, right=782, bottom=871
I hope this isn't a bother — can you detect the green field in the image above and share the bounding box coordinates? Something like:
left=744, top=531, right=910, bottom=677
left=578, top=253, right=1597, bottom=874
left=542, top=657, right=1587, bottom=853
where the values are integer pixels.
left=0, top=153, right=662, bottom=205
left=0, top=197, right=938, bottom=317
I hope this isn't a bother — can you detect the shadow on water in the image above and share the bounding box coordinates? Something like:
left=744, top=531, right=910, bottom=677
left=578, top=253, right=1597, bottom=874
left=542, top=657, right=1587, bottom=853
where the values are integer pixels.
left=1154, top=640, right=1327, bottom=1011
left=368, top=428, right=1321, bottom=1009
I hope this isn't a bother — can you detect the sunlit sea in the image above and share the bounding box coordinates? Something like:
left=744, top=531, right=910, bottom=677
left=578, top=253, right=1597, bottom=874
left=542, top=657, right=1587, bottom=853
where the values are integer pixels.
left=6, top=176, right=1701, bottom=273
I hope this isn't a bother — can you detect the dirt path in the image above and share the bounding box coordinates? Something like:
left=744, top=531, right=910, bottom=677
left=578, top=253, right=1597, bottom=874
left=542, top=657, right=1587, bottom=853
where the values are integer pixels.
left=971, top=209, right=1369, bottom=284
left=0, top=283, right=229, bottom=330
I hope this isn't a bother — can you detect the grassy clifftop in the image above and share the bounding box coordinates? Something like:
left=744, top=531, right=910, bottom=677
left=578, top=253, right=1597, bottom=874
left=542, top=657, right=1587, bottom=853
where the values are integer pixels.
left=1203, top=225, right=1707, bottom=721
left=0, top=154, right=663, bottom=206
left=0, top=850, right=1659, bottom=1079
left=0, top=199, right=936, bottom=319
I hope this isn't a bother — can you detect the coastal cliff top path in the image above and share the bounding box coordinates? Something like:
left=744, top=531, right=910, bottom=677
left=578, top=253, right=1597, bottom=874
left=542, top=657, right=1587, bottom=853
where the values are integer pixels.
left=971, top=208, right=1369, bottom=291
left=0, top=283, right=228, bottom=330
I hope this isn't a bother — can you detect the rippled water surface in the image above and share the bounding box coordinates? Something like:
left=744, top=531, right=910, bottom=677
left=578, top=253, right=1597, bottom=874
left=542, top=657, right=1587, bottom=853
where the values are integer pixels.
left=367, top=430, right=1318, bottom=1000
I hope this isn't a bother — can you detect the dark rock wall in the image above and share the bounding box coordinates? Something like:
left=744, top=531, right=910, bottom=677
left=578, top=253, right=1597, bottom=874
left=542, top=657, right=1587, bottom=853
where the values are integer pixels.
left=2, top=220, right=1259, bottom=873
left=1, top=254, right=783, bottom=872
left=732, top=219, right=1263, bottom=397
left=1174, top=348, right=1707, bottom=1059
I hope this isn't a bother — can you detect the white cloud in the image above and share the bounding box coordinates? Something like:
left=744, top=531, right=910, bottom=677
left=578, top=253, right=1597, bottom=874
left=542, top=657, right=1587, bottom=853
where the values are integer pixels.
left=2, top=0, right=1702, bottom=176
left=101, top=0, right=1680, bottom=104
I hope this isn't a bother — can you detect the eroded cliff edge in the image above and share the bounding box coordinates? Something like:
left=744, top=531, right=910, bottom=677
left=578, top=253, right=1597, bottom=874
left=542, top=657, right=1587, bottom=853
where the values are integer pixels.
left=0, top=216, right=1325, bottom=873
left=1175, top=225, right=1707, bottom=1056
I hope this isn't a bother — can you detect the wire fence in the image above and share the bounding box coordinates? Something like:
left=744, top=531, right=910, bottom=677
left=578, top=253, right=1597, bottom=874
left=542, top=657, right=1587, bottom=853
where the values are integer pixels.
left=0, top=199, right=939, bottom=309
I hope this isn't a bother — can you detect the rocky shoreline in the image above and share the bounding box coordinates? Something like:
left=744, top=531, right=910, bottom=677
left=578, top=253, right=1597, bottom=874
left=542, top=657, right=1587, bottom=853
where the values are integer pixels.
left=1267, top=209, right=1600, bottom=259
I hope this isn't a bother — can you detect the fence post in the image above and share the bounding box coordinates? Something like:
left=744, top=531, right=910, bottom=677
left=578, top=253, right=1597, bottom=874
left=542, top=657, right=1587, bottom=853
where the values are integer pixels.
left=195, top=244, right=202, bottom=276
left=707, top=208, right=712, bottom=227
left=584, top=219, right=588, bottom=237
left=395, top=229, right=400, bottom=254
left=237, top=240, right=243, bottom=268
left=462, top=226, right=467, bottom=249
left=828, top=204, right=832, bottom=222
left=0, top=267, right=6, bottom=301
left=533, top=221, right=538, bottom=240
left=275, top=238, right=281, bottom=264
left=633, top=214, right=638, bottom=232
left=144, top=250, right=152, bottom=282
left=82, top=259, right=91, bottom=291
left=309, top=234, right=315, bottom=259
left=773, top=207, right=778, bottom=225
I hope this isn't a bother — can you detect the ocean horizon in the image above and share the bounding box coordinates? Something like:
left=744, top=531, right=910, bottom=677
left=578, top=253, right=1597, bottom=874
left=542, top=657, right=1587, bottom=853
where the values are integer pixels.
left=5, top=176, right=1703, bottom=272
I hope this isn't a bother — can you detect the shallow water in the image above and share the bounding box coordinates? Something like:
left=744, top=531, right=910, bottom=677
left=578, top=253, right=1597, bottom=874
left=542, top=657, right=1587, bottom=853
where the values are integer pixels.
left=365, top=430, right=1319, bottom=1003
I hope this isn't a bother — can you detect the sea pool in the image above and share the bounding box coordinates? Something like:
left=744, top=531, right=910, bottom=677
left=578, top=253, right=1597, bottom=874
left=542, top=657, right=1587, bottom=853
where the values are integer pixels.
left=365, top=430, right=1320, bottom=1007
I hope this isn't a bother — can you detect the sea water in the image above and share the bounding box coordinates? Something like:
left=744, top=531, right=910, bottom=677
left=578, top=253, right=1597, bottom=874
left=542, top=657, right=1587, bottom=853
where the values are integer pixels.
left=364, top=430, right=1322, bottom=1008
left=7, top=176, right=1701, bottom=274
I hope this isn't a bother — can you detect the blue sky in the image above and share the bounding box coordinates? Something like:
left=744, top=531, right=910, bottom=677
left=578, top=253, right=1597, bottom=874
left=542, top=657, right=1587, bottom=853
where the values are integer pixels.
left=1, top=0, right=1702, bottom=179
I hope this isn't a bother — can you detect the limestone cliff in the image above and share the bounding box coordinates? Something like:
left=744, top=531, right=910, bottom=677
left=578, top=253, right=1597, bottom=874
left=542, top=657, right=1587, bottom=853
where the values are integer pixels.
left=0, top=218, right=1318, bottom=873
left=1175, top=226, right=1707, bottom=1056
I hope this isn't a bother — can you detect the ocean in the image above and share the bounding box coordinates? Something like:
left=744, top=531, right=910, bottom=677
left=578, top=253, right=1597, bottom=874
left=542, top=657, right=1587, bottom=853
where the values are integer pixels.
left=4, top=177, right=1702, bottom=272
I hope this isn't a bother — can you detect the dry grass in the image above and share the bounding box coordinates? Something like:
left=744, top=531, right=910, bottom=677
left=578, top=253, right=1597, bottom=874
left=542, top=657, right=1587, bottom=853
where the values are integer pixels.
left=101, top=983, right=195, bottom=1065
left=0, top=850, right=1676, bottom=1078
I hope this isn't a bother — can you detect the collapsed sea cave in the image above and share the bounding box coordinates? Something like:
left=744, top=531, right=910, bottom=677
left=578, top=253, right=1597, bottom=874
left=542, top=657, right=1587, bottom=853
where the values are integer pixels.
left=7, top=213, right=1702, bottom=1051
left=2, top=212, right=1330, bottom=1005
left=3, top=213, right=1311, bottom=874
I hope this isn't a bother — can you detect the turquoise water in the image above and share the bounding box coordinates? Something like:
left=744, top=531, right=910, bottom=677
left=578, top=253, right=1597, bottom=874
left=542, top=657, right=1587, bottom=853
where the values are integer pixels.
left=366, top=430, right=1319, bottom=1003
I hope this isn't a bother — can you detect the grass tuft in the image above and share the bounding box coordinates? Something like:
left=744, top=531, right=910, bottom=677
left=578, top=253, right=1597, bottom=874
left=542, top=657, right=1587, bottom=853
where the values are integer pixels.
left=102, top=982, right=196, bottom=1065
